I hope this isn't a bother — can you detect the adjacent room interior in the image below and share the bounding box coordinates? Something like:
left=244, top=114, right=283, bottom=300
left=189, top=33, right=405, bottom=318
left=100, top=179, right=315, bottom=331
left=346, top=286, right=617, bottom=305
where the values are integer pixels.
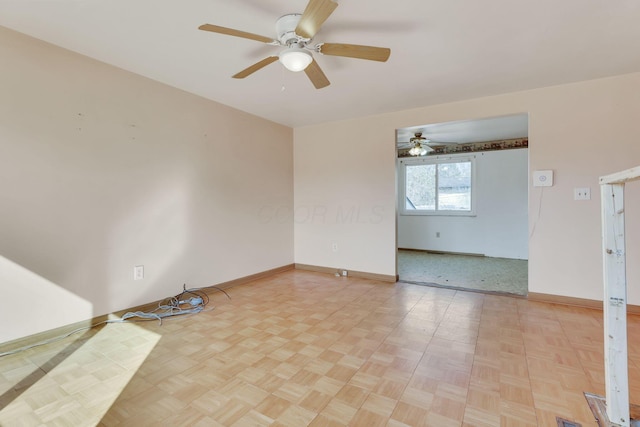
left=396, top=114, right=529, bottom=296
left=1, top=0, right=640, bottom=425
left=397, top=114, right=529, bottom=296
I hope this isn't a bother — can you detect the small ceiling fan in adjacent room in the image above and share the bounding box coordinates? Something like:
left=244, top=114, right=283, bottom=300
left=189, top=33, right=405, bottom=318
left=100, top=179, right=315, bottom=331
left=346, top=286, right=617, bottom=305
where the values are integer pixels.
left=198, top=0, right=391, bottom=89
left=397, top=132, right=461, bottom=156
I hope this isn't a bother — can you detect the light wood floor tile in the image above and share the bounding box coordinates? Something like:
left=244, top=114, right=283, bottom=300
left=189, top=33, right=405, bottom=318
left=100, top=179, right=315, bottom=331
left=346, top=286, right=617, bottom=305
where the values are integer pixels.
left=1, top=269, right=634, bottom=426
left=348, top=408, right=388, bottom=427
left=360, top=392, right=397, bottom=417
left=307, top=413, right=345, bottom=427
left=318, top=397, right=359, bottom=423
left=390, top=400, right=430, bottom=426
left=463, top=405, right=501, bottom=427
left=276, top=403, right=316, bottom=426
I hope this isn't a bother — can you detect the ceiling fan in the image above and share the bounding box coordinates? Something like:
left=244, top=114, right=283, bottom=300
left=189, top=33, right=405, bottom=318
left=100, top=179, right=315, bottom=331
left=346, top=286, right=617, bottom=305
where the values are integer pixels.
left=198, top=0, right=391, bottom=89
left=397, top=132, right=458, bottom=156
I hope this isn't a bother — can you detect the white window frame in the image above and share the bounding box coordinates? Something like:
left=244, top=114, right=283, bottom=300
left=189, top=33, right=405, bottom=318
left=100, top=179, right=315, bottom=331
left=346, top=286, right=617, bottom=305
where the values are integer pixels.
left=399, top=154, right=476, bottom=216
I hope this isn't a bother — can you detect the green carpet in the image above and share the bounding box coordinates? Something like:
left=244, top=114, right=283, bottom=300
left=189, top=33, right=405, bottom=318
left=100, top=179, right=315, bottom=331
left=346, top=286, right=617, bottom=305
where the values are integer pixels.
left=398, top=250, right=528, bottom=296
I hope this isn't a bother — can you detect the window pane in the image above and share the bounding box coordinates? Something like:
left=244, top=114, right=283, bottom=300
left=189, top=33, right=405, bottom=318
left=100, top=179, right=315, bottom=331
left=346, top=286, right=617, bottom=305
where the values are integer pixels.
left=405, top=164, right=436, bottom=210
left=437, top=162, right=471, bottom=210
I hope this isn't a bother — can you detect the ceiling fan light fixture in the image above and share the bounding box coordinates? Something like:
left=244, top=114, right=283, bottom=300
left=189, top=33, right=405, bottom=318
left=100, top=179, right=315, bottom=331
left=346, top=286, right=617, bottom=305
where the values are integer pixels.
left=279, top=47, right=312, bottom=72
left=409, top=143, right=430, bottom=156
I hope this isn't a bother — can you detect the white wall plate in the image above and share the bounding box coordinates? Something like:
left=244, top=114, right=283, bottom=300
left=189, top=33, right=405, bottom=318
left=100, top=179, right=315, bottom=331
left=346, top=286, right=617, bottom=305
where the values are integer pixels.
left=533, top=170, right=553, bottom=187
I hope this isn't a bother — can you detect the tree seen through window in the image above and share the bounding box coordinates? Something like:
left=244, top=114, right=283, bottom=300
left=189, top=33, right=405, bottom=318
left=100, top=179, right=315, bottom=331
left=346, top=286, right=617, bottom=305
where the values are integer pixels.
left=405, top=160, right=471, bottom=211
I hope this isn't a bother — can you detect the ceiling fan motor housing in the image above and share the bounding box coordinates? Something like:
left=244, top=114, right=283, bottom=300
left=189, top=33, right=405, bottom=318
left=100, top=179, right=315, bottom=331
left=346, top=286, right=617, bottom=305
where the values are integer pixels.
left=276, top=14, right=307, bottom=45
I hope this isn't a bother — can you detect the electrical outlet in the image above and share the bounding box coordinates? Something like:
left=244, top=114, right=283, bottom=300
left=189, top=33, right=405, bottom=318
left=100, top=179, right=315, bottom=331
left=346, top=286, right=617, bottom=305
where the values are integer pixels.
left=332, top=242, right=338, bottom=252
left=574, top=187, right=591, bottom=200
left=134, top=265, right=144, bottom=280
left=341, top=270, right=348, bottom=277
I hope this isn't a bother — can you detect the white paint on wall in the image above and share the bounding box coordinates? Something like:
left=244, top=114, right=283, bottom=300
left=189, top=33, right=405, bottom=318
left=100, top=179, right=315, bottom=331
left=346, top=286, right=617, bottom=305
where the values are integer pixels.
left=397, top=148, right=529, bottom=259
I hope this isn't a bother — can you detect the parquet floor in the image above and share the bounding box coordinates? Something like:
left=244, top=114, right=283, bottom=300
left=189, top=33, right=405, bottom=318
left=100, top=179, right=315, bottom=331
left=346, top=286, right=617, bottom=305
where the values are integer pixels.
left=1, top=269, right=640, bottom=426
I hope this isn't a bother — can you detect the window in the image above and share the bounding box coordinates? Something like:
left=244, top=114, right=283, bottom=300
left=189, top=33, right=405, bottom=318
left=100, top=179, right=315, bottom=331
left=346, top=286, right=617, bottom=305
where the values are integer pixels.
left=400, top=156, right=475, bottom=215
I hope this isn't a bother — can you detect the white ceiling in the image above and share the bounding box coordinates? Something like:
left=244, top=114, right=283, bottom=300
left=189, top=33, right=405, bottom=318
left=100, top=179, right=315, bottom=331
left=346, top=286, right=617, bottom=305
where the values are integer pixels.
left=0, top=1, right=639, bottom=128
left=397, top=113, right=528, bottom=147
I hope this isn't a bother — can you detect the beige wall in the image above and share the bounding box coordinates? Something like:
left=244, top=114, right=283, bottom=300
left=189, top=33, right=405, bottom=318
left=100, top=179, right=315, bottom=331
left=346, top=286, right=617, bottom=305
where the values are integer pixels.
left=3, top=24, right=639, bottom=344
left=0, top=27, right=294, bottom=343
left=294, top=72, right=640, bottom=303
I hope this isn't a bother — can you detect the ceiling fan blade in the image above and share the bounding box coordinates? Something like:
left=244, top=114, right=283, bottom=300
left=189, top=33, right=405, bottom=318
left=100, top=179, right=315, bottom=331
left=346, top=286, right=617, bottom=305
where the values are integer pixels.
left=304, top=59, right=330, bottom=89
left=198, top=24, right=276, bottom=44
left=232, top=56, right=279, bottom=79
left=427, top=141, right=460, bottom=146
left=295, top=0, right=338, bottom=39
left=319, top=43, right=390, bottom=62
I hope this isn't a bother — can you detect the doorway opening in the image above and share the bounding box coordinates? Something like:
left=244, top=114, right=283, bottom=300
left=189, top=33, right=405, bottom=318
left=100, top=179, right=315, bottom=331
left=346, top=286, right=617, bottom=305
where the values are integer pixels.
left=396, top=113, right=529, bottom=296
